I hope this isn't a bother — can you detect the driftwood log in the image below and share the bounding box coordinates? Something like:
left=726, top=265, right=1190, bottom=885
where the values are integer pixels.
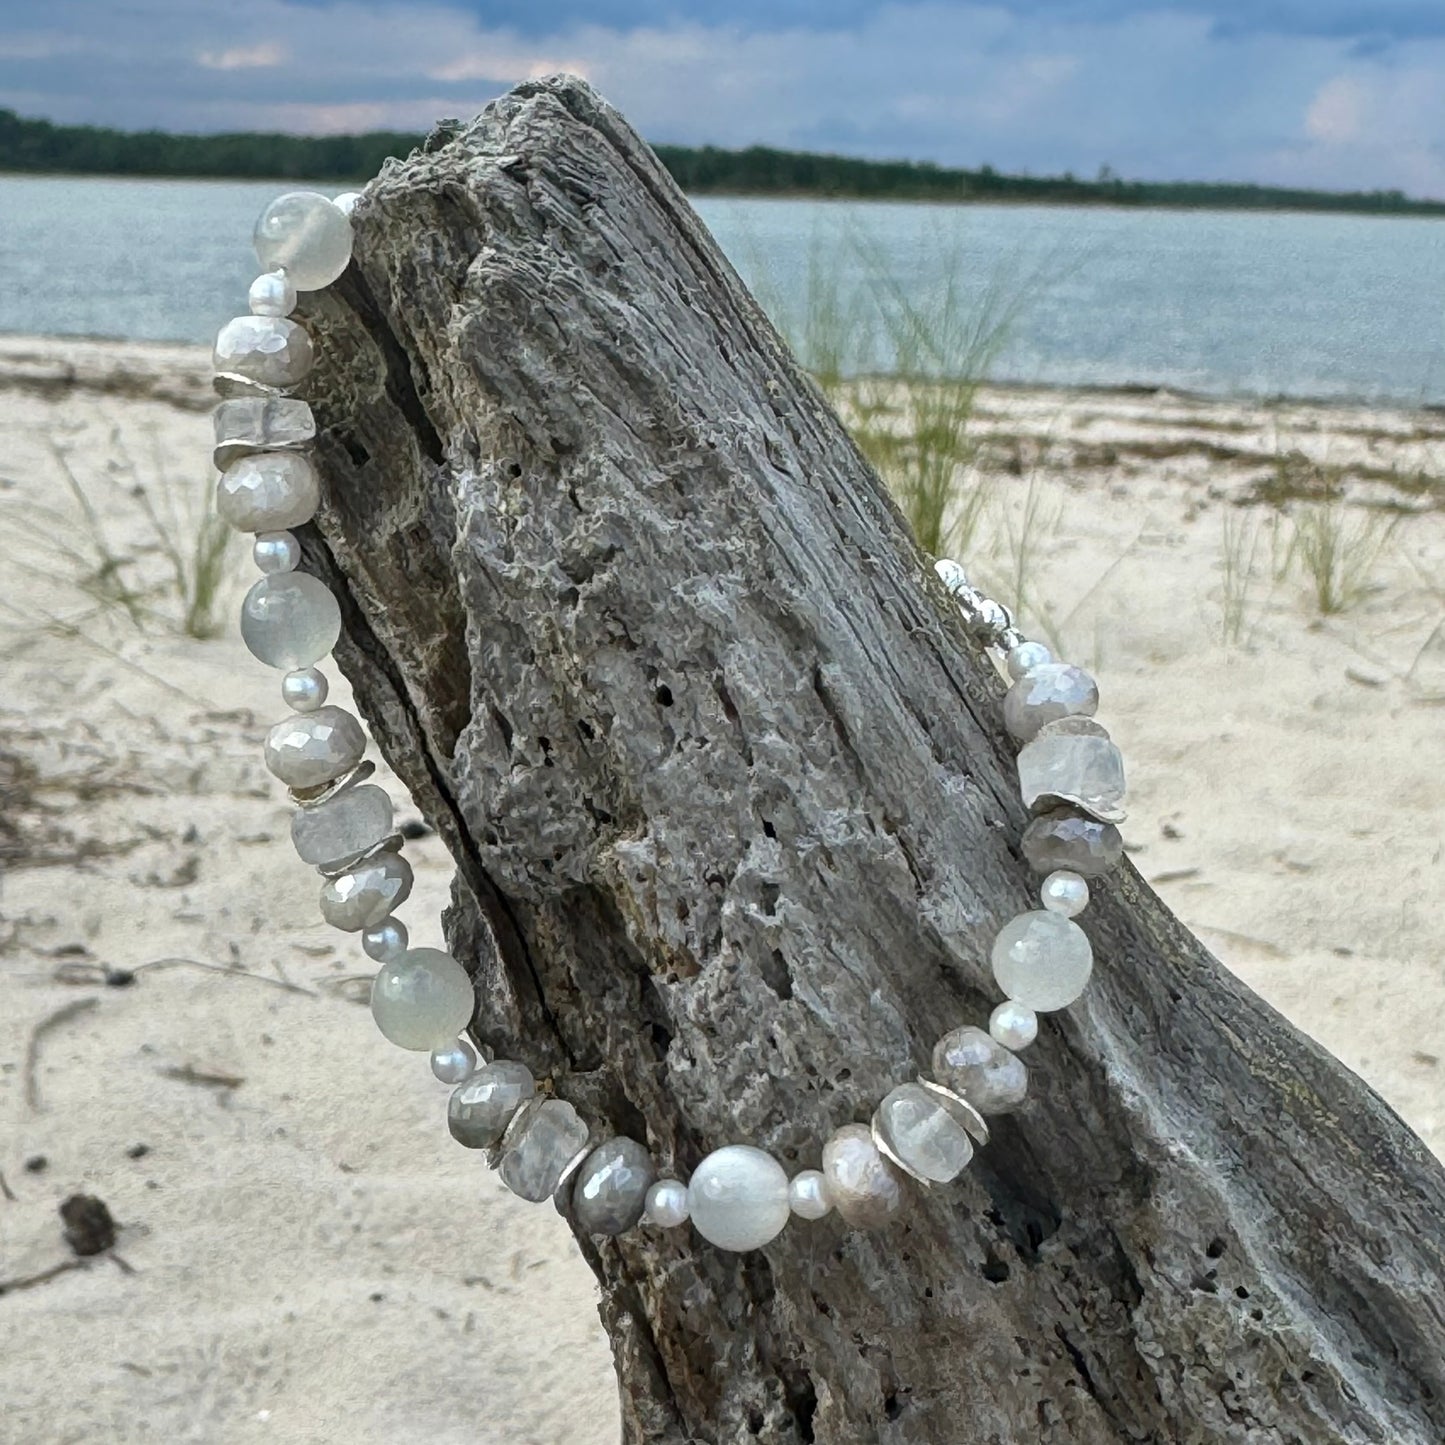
left=297, top=76, right=1445, bottom=1444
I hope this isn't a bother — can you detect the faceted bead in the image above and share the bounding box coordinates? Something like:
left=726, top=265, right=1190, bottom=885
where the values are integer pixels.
left=989, top=1000, right=1039, bottom=1051
left=934, top=558, right=969, bottom=594
left=1041, top=870, right=1089, bottom=917
left=213, top=315, right=314, bottom=388
left=213, top=396, right=315, bottom=469
left=282, top=667, right=328, bottom=713
left=320, top=852, right=413, bottom=931
left=448, top=1060, right=535, bottom=1148
left=290, top=782, right=394, bottom=866
left=254, top=192, right=353, bottom=291
left=992, top=910, right=1094, bottom=1012
left=645, top=1179, right=690, bottom=1228
left=1006, top=640, right=1053, bottom=680
left=932, top=1025, right=1029, bottom=1114
left=788, top=1170, right=832, bottom=1220
left=875, top=1083, right=975, bottom=1183
left=499, top=1099, right=590, bottom=1203
left=1021, top=807, right=1124, bottom=878
left=686, top=1145, right=791, bottom=1252
left=1018, top=728, right=1127, bottom=823
left=248, top=269, right=297, bottom=318
left=572, top=1137, right=656, bottom=1236
left=1003, top=663, right=1099, bottom=743
left=822, top=1124, right=907, bottom=1229
left=253, top=531, right=300, bottom=574
left=241, top=573, right=340, bottom=670
left=430, top=1037, right=480, bottom=1085
left=361, top=916, right=407, bottom=962
left=217, top=452, right=319, bottom=533
left=370, top=946, right=474, bottom=1051
left=263, top=704, right=365, bottom=788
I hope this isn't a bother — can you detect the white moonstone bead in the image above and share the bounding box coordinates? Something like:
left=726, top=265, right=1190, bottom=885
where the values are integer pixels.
left=1041, top=869, right=1089, bottom=917
left=333, top=191, right=362, bottom=215
left=992, top=909, right=1094, bottom=1012
left=430, top=1037, right=479, bottom=1084
left=282, top=666, right=328, bottom=712
left=1006, top=640, right=1053, bottom=680
left=645, top=1179, right=690, bottom=1228
left=213, top=315, right=314, bottom=388
left=370, top=946, right=474, bottom=1051
left=362, top=916, right=408, bottom=962
left=875, top=1083, right=975, bottom=1182
left=263, top=704, right=365, bottom=789
left=788, top=1169, right=833, bottom=1220
left=248, top=269, right=297, bottom=317
left=253, top=531, right=300, bottom=574
left=217, top=452, right=320, bottom=533
left=241, top=573, right=340, bottom=670
left=989, top=999, right=1039, bottom=1051
left=1003, top=663, right=1100, bottom=743
left=290, top=782, right=394, bottom=866
left=822, top=1124, right=907, bottom=1229
left=320, top=852, right=413, bottom=931
left=254, top=192, right=354, bottom=291
left=932, top=1026, right=1029, bottom=1114
left=686, top=1145, right=791, bottom=1252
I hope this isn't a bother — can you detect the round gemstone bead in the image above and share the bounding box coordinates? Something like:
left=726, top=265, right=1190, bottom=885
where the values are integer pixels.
left=217, top=452, right=320, bottom=533
left=1021, top=808, right=1124, bottom=878
left=645, top=1179, right=690, bottom=1228
left=241, top=573, right=340, bottom=670
left=822, top=1125, right=906, bottom=1229
left=448, top=1060, right=535, bottom=1148
left=320, top=852, right=413, bottom=931
left=687, top=1145, right=791, bottom=1252
left=932, top=1025, right=1029, bottom=1114
left=875, top=1083, right=975, bottom=1183
left=1006, top=640, right=1053, bottom=680
left=572, top=1138, right=657, bottom=1236
left=263, top=704, right=365, bottom=789
left=254, top=192, right=353, bottom=291
left=430, top=1037, right=480, bottom=1085
left=788, top=1169, right=832, bottom=1220
left=291, top=782, right=394, bottom=866
left=989, top=999, right=1039, bottom=1051
left=333, top=191, right=362, bottom=215
left=1041, top=870, right=1089, bottom=917
left=248, top=269, right=297, bottom=317
left=992, top=910, right=1094, bottom=1012
left=1003, top=663, right=1100, bottom=743
left=253, top=531, right=300, bottom=574
left=213, top=315, right=314, bottom=388
left=371, top=946, right=474, bottom=1051
left=282, top=666, right=328, bottom=713
left=362, top=916, right=408, bottom=962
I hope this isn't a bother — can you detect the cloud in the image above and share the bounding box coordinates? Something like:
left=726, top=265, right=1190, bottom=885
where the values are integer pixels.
left=197, top=42, right=288, bottom=71
left=1305, top=75, right=1366, bottom=143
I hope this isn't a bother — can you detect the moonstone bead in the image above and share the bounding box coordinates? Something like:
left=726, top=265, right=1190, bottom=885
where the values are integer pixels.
left=430, top=1037, right=480, bottom=1085
left=263, top=704, right=365, bottom=788
left=1021, top=808, right=1124, bottom=878
left=253, top=531, right=300, bottom=574
left=213, top=396, right=315, bottom=469
left=788, top=1169, right=832, bottom=1220
left=1006, top=640, right=1053, bottom=680
left=499, top=1099, right=590, bottom=1203
left=992, top=910, right=1094, bottom=1012
left=1003, top=662, right=1100, bottom=743
left=290, top=782, right=394, bottom=866
left=241, top=573, right=340, bottom=670
left=370, top=946, right=474, bottom=1051
left=361, top=916, right=407, bottom=962
left=989, top=999, right=1039, bottom=1051
left=1017, top=728, right=1127, bottom=823
left=875, top=1083, right=975, bottom=1182
left=932, top=1025, right=1029, bottom=1114
left=217, top=452, right=320, bottom=533
left=248, top=269, right=297, bottom=317
left=822, top=1124, right=906, bottom=1229
left=213, top=315, right=314, bottom=388
left=687, top=1146, right=791, bottom=1252
left=282, top=666, right=328, bottom=712
left=645, top=1179, right=690, bottom=1228
left=448, top=1060, right=535, bottom=1148
left=254, top=192, right=353, bottom=291
left=320, top=852, right=413, bottom=930
left=1041, top=870, right=1089, bottom=917
left=572, top=1138, right=657, bottom=1235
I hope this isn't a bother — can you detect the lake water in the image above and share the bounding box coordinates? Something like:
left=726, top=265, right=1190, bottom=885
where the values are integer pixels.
left=2, top=174, right=1444, bottom=406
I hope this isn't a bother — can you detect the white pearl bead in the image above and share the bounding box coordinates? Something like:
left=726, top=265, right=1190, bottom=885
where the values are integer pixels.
left=1006, top=640, right=1053, bottom=680
left=370, top=946, right=474, bottom=1051
left=362, top=916, right=408, bottom=962
left=254, top=191, right=353, bottom=291
left=1041, top=869, right=1090, bottom=918
left=430, top=1037, right=480, bottom=1084
left=989, top=999, right=1039, bottom=1051
left=248, top=269, right=297, bottom=318
left=788, top=1169, right=832, bottom=1220
left=686, top=1145, right=791, bottom=1252
left=253, top=530, right=300, bottom=575
left=645, top=1179, right=690, bottom=1228
left=333, top=191, right=362, bottom=216
left=282, top=667, right=328, bottom=713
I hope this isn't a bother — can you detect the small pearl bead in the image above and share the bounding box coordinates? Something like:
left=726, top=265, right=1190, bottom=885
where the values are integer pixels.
left=1041, top=870, right=1090, bottom=918
left=788, top=1169, right=832, bottom=1220
left=1006, top=640, right=1053, bottom=680
left=430, top=1036, right=480, bottom=1084
left=362, top=916, right=408, bottom=962
left=989, top=1000, right=1039, bottom=1051
left=333, top=191, right=362, bottom=215
left=645, top=1178, right=690, bottom=1228
left=253, top=530, right=301, bottom=574
left=249, top=269, right=298, bottom=318
left=282, top=667, right=328, bottom=713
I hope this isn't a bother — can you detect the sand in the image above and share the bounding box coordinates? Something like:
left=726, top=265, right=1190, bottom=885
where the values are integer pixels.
left=0, top=336, right=1441, bottom=1444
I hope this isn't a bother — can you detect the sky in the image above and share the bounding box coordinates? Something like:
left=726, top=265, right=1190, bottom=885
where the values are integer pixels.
left=3, top=1, right=1445, bottom=195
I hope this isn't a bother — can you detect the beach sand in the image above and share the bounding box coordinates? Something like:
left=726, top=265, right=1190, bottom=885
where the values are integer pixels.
left=1, top=336, right=1441, bottom=1443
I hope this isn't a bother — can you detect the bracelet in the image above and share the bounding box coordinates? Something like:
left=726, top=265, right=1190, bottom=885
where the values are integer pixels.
left=212, top=189, right=1128, bottom=1254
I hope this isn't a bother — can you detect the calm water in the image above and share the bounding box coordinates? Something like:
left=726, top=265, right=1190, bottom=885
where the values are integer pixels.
left=3, top=174, right=1445, bottom=405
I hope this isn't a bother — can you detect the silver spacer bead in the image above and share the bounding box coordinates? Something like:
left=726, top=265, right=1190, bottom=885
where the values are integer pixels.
left=916, top=1077, right=991, bottom=1148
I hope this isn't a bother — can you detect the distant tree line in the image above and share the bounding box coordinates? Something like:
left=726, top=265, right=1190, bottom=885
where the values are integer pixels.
left=3, top=108, right=1442, bottom=216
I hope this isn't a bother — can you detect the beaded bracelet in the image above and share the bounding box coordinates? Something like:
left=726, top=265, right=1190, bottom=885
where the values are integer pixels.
left=212, top=189, right=1128, bottom=1254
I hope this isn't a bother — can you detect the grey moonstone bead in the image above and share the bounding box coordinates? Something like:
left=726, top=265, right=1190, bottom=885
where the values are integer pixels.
left=319, top=852, right=413, bottom=931
left=263, top=704, right=366, bottom=789
left=822, top=1124, right=907, bottom=1229
left=253, top=191, right=354, bottom=291
left=240, top=573, right=340, bottom=671
left=875, top=1083, right=975, bottom=1183
left=290, top=782, right=394, bottom=866
left=213, top=395, right=315, bottom=469
left=1017, top=727, right=1127, bottom=823
left=572, top=1137, right=657, bottom=1236
left=686, top=1145, right=792, bottom=1252
left=448, top=1060, right=535, bottom=1149
left=932, top=1025, right=1029, bottom=1114
left=213, top=314, right=314, bottom=389
left=499, top=1099, right=591, bottom=1203
left=1021, top=807, right=1124, bottom=878
left=1003, top=662, right=1100, bottom=743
